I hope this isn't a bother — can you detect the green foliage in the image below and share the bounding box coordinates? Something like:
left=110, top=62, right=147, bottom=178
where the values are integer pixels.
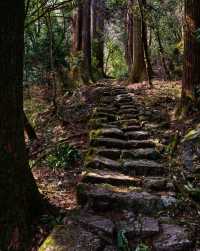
left=105, top=40, right=128, bottom=78
left=46, top=144, right=81, bottom=170
left=117, top=230, right=130, bottom=251
left=135, top=244, right=150, bottom=251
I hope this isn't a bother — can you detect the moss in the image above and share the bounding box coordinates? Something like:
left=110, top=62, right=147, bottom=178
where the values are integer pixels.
left=89, top=129, right=102, bottom=140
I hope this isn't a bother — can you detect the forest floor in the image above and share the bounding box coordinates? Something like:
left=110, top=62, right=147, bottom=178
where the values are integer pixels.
left=25, top=80, right=200, bottom=250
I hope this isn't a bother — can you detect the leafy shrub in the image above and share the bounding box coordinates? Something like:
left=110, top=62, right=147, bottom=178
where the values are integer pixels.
left=46, top=144, right=81, bottom=170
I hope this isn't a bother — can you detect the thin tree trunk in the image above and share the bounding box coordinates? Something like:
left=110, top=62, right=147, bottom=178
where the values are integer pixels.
left=24, top=112, right=37, bottom=141
left=181, top=0, right=200, bottom=112
left=138, top=0, right=153, bottom=87
left=0, top=1, right=42, bottom=250
left=128, top=0, right=147, bottom=83
left=82, top=0, right=92, bottom=83
left=91, top=0, right=105, bottom=78
left=72, top=4, right=83, bottom=52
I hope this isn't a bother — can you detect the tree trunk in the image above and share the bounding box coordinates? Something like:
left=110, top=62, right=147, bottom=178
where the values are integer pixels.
left=138, top=0, right=153, bottom=87
left=181, top=0, right=200, bottom=112
left=0, top=1, right=42, bottom=250
left=127, top=0, right=147, bottom=83
left=72, top=4, right=83, bottom=52
left=82, top=0, right=92, bottom=83
left=24, top=112, right=37, bottom=141
left=91, top=0, right=105, bottom=78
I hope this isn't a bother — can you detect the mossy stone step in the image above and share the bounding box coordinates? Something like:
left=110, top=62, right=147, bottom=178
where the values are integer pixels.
left=123, top=160, right=164, bottom=176
left=153, top=224, right=192, bottom=251
left=111, top=119, right=140, bottom=127
left=122, top=125, right=142, bottom=132
left=93, top=112, right=116, bottom=121
left=92, top=148, right=121, bottom=160
left=81, top=169, right=142, bottom=186
left=121, top=148, right=161, bottom=160
left=39, top=223, right=103, bottom=251
left=91, top=137, right=126, bottom=149
left=77, top=183, right=167, bottom=215
left=125, top=131, right=149, bottom=140
left=118, top=108, right=139, bottom=115
left=127, top=140, right=155, bottom=149
left=90, top=128, right=125, bottom=140
left=95, top=107, right=117, bottom=113
left=85, top=156, right=121, bottom=170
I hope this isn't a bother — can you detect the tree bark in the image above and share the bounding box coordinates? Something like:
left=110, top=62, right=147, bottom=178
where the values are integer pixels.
left=91, top=0, right=105, bottom=78
left=138, top=0, right=153, bottom=87
left=182, top=0, right=200, bottom=112
left=24, top=112, right=37, bottom=141
left=72, top=3, right=83, bottom=52
left=127, top=0, right=147, bottom=83
left=82, top=0, right=92, bottom=83
left=0, top=1, right=42, bottom=250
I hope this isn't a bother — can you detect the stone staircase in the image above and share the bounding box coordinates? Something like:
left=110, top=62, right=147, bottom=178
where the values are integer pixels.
left=39, top=83, right=194, bottom=251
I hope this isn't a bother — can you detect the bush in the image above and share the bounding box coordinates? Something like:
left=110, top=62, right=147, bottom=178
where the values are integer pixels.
left=46, top=144, right=81, bottom=170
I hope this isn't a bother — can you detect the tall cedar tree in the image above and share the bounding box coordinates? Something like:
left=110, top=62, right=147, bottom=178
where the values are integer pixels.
left=182, top=0, right=200, bottom=111
left=0, top=1, right=42, bottom=250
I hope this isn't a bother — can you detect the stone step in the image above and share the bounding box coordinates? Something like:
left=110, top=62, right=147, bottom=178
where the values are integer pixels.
left=127, top=140, right=155, bottom=149
left=123, top=160, right=164, bottom=176
left=125, top=131, right=149, bottom=140
left=77, top=183, right=175, bottom=215
left=119, top=114, right=139, bottom=120
left=92, top=148, right=121, bottom=160
left=90, top=128, right=125, bottom=140
left=111, top=119, right=140, bottom=127
left=93, top=112, right=116, bottom=121
left=122, top=125, right=142, bottom=132
left=91, top=137, right=126, bottom=149
left=153, top=223, right=192, bottom=251
left=120, top=105, right=138, bottom=110
left=39, top=223, right=103, bottom=251
left=121, top=148, right=161, bottom=160
left=85, top=156, right=121, bottom=170
left=81, top=169, right=142, bottom=186
left=95, top=107, right=117, bottom=113
left=118, top=108, right=139, bottom=115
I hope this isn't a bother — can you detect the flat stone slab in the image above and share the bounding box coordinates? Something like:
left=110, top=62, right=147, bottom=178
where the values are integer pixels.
left=77, top=183, right=164, bottom=215
left=125, top=131, right=149, bottom=140
left=122, top=148, right=161, bottom=160
left=153, top=224, right=192, bottom=251
left=91, top=128, right=125, bottom=139
left=78, top=213, right=115, bottom=242
left=127, top=140, right=155, bottom=149
left=123, top=160, right=164, bottom=176
left=39, top=224, right=102, bottom=251
left=81, top=169, right=142, bottom=186
left=119, top=216, right=159, bottom=239
left=122, top=125, right=141, bottom=132
left=144, top=177, right=168, bottom=191
left=91, top=138, right=126, bottom=149
left=85, top=156, right=121, bottom=170
left=94, top=148, right=121, bottom=160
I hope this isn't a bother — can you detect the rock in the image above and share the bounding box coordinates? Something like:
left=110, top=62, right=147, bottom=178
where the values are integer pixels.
left=117, top=119, right=140, bottom=126
left=119, top=216, right=159, bottom=239
left=81, top=169, right=142, bottom=186
left=94, top=148, right=121, bottom=160
left=118, top=108, right=138, bottom=115
left=39, top=224, right=102, bottom=251
left=123, top=160, right=163, bottom=176
left=77, top=183, right=164, bottom=214
left=85, top=156, right=121, bottom=170
left=125, top=131, right=149, bottom=140
left=122, top=125, right=141, bottom=132
left=92, top=128, right=125, bottom=139
left=93, top=112, right=116, bottom=122
left=104, top=246, right=117, bottom=251
left=91, top=138, right=126, bottom=149
left=78, top=213, right=115, bottom=243
left=144, top=177, right=168, bottom=191
left=127, top=140, right=155, bottom=149
left=161, top=195, right=177, bottom=207
left=122, top=148, right=161, bottom=160
left=153, top=224, right=192, bottom=251
left=120, top=114, right=138, bottom=120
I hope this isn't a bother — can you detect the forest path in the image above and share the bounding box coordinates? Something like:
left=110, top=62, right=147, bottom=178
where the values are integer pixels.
left=40, top=81, right=193, bottom=251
